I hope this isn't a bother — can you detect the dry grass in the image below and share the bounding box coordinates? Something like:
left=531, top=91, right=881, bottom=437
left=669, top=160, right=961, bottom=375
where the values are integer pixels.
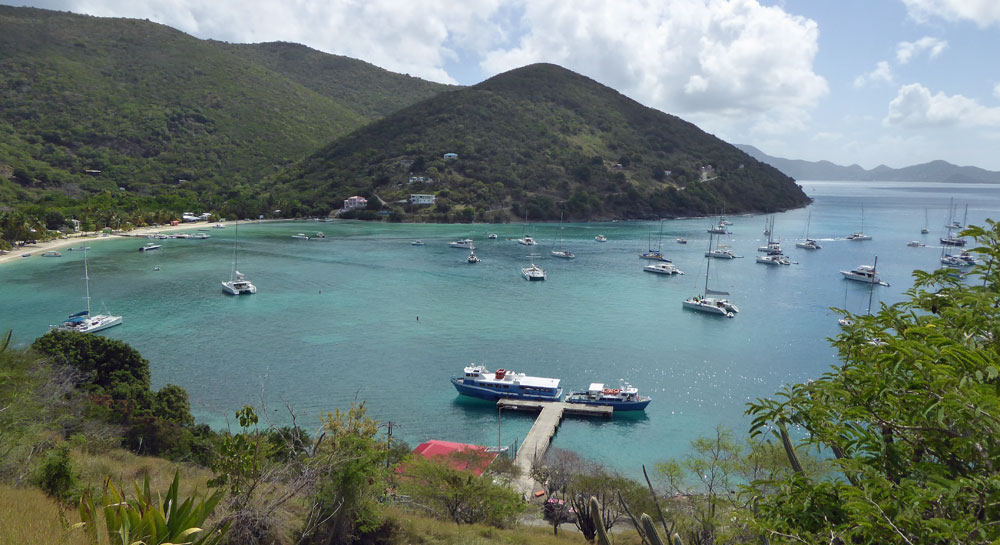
left=72, top=446, right=215, bottom=499
left=0, top=485, right=88, bottom=545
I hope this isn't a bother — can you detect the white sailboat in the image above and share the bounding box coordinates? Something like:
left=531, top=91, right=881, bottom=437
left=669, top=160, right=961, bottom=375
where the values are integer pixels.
left=517, top=209, right=537, bottom=245
left=640, top=220, right=666, bottom=260
left=551, top=212, right=575, bottom=259
left=222, top=220, right=257, bottom=295
left=921, top=208, right=929, bottom=234
left=683, top=234, right=738, bottom=318
left=845, top=205, right=871, bottom=240
left=54, top=248, right=123, bottom=333
left=795, top=211, right=821, bottom=249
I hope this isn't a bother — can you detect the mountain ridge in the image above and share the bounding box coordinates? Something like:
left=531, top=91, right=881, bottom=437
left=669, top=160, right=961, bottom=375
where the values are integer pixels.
left=737, top=145, right=1000, bottom=184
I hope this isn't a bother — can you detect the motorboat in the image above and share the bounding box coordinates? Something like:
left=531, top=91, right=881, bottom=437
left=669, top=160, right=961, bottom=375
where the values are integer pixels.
left=488, top=233, right=498, bottom=239
left=41, top=251, right=62, bottom=257
left=193, top=232, right=210, bottom=239
left=222, top=221, right=256, bottom=295
left=841, top=263, right=888, bottom=286
left=941, top=252, right=975, bottom=267
left=594, top=234, right=607, bottom=242
left=845, top=232, right=872, bottom=241
left=905, top=241, right=924, bottom=247
left=450, top=238, right=475, bottom=249
left=517, top=236, right=537, bottom=246
left=138, top=242, right=161, bottom=252
left=54, top=248, right=122, bottom=334
left=566, top=383, right=651, bottom=411
left=551, top=250, right=575, bottom=259
left=411, top=240, right=425, bottom=246
left=467, top=250, right=481, bottom=263
left=314, top=232, right=326, bottom=238
left=451, top=365, right=562, bottom=401
left=676, top=238, right=687, bottom=244
left=291, top=233, right=310, bottom=240
left=521, top=263, right=546, bottom=281
left=795, top=239, right=821, bottom=250
left=67, top=246, right=91, bottom=251
left=644, top=262, right=683, bottom=275
left=214, top=224, right=226, bottom=229
left=756, top=254, right=790, bottom=265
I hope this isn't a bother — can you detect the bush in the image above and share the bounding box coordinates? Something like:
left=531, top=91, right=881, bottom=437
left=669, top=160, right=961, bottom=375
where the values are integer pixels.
left=34, top=445, right=77, bottom=501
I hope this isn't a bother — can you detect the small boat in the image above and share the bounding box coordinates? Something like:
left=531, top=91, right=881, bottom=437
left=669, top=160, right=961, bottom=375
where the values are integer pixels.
left=21, top=253, right=31, bottom=258
left=291, top=233, right=310, bottom=240
left=644, top=262, right=683, bottom=275
left=450, top=365, right=562, bottom=401
left=846, top=232, right=872, bottom=241
left=411, top=240, right=425, bottom=246
left=516, top=236, right=536, bottom=246
left=756, top=254, right=790, bottom=265
left=940, top=235, right=966, bottom=247
left=841, top=261, right=888, bottom=286
left=450, top=238, right=475, bottom=249
left=906, top=241, right=924, bottom=247
left=639, top=249, right=665, bottom=260
left=314, top=232, right=326, bottom=238
left=594, top=234, right=607, bottom=242
left=67, top=246, right=91, bottom=251
left=488, top=233, right=498, bottom=240
left=468, top=250, right=481, bottom=263
left=707, top=223, right=729, bottom=234
left=521, top=263, right=546, bottom=281
left=214, top=224, right=226, bottom=229
left=138, top=242, right=161, bottom=252
left=566, top=383, right=651, bottom=411
left=676, top=238, right=687, bottom=244
left=41, top=251, right=62, bottom=257
left=193, top=232, right=210, bottom=239
left=551, top=250, right=575, bottom=259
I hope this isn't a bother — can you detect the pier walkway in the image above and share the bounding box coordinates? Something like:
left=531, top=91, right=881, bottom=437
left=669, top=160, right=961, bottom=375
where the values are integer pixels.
left=497, top=400, right=612, bottom=497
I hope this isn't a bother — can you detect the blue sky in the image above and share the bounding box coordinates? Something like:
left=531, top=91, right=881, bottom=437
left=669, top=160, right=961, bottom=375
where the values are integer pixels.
left=7, top=0, right=1000, bottom=170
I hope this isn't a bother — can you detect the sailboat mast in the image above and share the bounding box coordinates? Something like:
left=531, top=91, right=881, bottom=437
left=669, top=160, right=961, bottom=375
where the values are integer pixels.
left=705, top=233, right=712, bottom=295
left=83, top=247, right=91, bottom=314
left=231, top=220, right=239, bottom=280
left=867, top=256, right=878, bottom=314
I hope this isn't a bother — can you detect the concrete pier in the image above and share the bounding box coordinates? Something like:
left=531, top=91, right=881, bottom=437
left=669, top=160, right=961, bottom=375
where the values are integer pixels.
left=498, top=400, right=612, bottom=496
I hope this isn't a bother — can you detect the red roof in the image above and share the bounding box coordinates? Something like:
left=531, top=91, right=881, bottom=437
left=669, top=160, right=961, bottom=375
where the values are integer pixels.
left=411, top=440, right=498, bottom=476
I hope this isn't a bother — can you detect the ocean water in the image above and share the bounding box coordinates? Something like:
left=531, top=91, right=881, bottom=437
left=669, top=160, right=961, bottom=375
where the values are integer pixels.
left=3, top=180, right=1000, bottom=475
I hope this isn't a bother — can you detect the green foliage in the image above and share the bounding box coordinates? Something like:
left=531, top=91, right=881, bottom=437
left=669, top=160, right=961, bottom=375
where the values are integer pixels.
left=745, top=220, right=1000, bottom=543
left=302, top=402, right=389, bottom=544
left=208, top=406, right=266, bottom=499
left=32, top=330, right=151, bottom=401
left=154, top=384, right=194, bottom=426
left=34, top=445, right=78, bottom=501
left=76, top=470, right=228, bottom=545
left=274, top=63, right=807, bottom=220
left=397, top=453, right=526, bottom=527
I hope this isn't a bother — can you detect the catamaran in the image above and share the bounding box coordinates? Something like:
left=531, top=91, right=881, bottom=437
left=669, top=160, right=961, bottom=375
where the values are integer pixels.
left=683, top=234, right=739, bottom=318
left=54, top=248, right=123, bottom=333
left=222, top=220, right=257, bottom=295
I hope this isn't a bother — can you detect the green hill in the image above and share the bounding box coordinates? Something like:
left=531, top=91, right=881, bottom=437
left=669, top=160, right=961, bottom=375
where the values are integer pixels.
left=272, top=63, right=809, bottom=221
left=0, top=7, right=450, bottom=208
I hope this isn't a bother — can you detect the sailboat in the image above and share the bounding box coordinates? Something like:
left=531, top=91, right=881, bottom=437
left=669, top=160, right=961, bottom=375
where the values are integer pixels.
left=682, top=234, right=739, bottom=318
left=795, top=211, right=821, bottom=249
left=517, top=209, right=536, bottom=245
left=921, top=208, right=929, bottom=234
left=639, top=220, right=666, bottom=260
left=222, top=220, right=257, bottom=295
left=757, top=216, right=782, bottom=254
left=845, top=205, right=871, bottom=240
left=54, top=248, right=123, bottom=333
left=551, top=212, right=575, bottom=259
left=940, top=201, right=967, bottom=246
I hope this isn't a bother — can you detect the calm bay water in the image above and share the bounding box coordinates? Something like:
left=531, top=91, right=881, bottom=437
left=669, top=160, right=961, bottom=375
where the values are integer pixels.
left=3, top=180, right=1000, bottom=474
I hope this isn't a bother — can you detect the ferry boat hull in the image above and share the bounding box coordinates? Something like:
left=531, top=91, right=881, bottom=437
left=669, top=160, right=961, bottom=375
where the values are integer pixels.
left=566, top=383, right=651, bottom=411
left=450, top=365, right=562, bottom=402
left=565, top=395, right=650, bottom=411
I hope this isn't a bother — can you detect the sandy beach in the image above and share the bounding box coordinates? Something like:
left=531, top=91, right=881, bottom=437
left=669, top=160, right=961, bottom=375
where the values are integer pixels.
left=0, top=219, right=284, bottom=267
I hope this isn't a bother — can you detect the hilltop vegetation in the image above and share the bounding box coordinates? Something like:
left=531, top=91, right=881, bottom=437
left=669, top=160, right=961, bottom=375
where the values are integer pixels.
left=273, top=63, right=808, bottom=221
left=0, top=6, right=449, bottom=212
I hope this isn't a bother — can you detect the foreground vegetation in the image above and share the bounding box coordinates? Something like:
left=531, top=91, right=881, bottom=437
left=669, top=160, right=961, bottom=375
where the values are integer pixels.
left=2, top=222, right=998, bottom=544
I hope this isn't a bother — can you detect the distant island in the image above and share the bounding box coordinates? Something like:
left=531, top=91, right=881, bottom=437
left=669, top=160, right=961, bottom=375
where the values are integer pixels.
left=737, top=144, right=1000, bottom=184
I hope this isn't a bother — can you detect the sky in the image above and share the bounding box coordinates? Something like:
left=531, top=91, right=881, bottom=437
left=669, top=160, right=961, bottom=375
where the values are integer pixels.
left=6, top=0, right=1000, bottom=170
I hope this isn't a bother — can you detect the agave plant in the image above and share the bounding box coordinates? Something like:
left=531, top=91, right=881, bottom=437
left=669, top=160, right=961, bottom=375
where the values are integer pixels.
left=76, top=470, right=229, bottom=545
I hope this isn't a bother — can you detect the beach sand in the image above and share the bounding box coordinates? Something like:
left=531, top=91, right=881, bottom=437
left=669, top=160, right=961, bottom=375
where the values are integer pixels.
left=0, top=220, right=282, bottom=267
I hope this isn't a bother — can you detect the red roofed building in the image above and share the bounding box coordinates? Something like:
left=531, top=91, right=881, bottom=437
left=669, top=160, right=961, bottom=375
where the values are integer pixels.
left=411, top=440, right=498, bottom=476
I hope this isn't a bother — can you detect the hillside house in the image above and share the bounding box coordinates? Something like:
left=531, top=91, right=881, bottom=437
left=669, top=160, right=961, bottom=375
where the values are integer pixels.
left=410, top=194, right=436, bottom=205
left=343, top=195, right=368, bottom=210
left=443, top=153, right=458, bottom=161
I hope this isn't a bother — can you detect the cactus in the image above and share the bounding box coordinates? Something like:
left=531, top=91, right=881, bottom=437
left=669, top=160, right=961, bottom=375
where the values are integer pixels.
left=592, top=496, right=612, bottom=545
left=641, top=513, right=666, bottom=545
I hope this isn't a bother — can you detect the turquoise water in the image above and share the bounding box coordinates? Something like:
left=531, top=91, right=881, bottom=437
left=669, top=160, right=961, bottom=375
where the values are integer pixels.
left=3, top=180, right=1000, bottom=474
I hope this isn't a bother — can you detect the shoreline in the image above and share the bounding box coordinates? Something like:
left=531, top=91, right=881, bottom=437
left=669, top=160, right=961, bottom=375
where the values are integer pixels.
left=0, top=219, right=286, bottom=267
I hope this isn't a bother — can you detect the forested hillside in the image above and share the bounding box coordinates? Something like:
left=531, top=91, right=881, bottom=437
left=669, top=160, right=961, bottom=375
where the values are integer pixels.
left=273, top=63, right=809, bottom=221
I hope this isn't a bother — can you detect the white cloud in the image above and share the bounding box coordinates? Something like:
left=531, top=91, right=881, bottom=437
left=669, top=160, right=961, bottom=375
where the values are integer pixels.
left=994, top=83, right=1000, bottom=100
left=896, top=37, right=947, bottom=64
left=35, top=0, right=509, bottom=84
left=884, top=83, right=1000, bottom=128
left=902, top=0, right=1000, bottom=27
left=853, top=61, right=893, bottom=88
left=480, top=0, right=828, bottom=135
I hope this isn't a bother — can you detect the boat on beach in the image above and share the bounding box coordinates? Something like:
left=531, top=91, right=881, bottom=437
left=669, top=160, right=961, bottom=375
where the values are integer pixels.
left=451, top=365, right=562, bottom=401
left=566, top=383, right=651, bottom=411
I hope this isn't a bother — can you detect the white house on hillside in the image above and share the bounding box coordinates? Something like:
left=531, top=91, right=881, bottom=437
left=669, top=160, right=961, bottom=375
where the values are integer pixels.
left=343, top=196, right=368, bottom=210
left=410, top=194, right=436, bottom=205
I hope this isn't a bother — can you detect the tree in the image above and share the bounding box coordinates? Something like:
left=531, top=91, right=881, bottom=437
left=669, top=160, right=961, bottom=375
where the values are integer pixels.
left=397, top=452, right=525, bottom=527
left=154, top=384, right=194, bottom=426
left=746, top=220, right=1000, bottom=544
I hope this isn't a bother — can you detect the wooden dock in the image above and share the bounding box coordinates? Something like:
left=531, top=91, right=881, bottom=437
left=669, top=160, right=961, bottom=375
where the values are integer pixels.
left=498, top=400, right=612, bottom=496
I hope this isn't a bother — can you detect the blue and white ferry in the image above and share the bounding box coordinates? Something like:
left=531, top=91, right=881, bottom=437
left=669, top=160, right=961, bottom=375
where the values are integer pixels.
left=565, top=383, right=651, bottom=411
left=451, top=365, right=562, bottom=401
